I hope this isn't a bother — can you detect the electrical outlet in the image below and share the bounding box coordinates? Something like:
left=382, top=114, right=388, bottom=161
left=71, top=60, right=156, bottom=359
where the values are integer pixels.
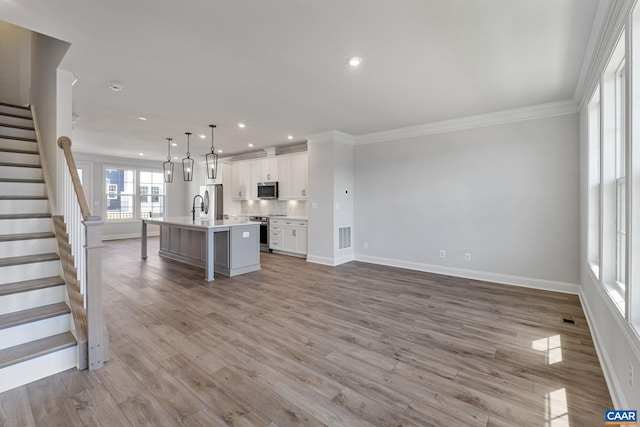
left=630, top=363, right=634, bottom=387
left=363, top=242, right=368, bottom=249
left=464, top=253, right=471, bottom=261
left=440, top=250, right=446, bottom=258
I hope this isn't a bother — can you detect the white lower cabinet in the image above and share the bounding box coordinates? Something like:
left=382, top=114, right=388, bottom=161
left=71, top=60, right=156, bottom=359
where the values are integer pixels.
left=269, top=218, right=307, bottom=255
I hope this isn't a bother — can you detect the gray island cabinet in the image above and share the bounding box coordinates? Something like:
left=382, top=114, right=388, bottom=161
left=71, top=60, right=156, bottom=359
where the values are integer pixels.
left=141, top=216, right=260, bottom=281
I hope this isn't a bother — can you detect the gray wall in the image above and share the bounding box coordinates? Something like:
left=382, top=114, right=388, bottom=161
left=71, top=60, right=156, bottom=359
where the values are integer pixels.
left=307, top=140, right=335, bottom=263
left=0, top=21, right=30, bottom=105
left=354, top=113, right=580, bottom=285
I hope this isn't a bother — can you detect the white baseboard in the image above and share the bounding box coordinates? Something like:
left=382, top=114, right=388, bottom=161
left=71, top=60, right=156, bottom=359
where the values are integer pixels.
left=102, top=232, right=159, bottom=241
left=353, top=253, right=580, bottom=295
left=578, top=290, right=627, bottom=409
left=307, top=253, right=354, bottom=266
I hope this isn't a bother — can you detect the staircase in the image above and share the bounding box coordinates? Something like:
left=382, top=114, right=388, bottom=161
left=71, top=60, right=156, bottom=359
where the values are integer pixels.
left=0, top=101, right=78, bottom=393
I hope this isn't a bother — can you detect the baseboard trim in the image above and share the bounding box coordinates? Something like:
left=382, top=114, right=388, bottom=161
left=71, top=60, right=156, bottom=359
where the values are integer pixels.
left=102, top=232, right=159, bottom=241
left=307, top=253, right=355, bottom=266
left=578, top=289, right=627, bottom=409
left=353, top=254, right=580, bottom=295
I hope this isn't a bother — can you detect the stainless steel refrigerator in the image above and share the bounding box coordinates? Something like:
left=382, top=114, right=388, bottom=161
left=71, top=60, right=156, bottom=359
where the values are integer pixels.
left=199, top=184, right=223, bottom=220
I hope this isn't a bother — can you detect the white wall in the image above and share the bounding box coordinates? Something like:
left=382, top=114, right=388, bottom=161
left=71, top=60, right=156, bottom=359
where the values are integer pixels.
left=354, top=114, right=580, bottom=289
left=307, top=139, right=335, bottom=263
left=30, top=31, right=70, bottom=204
left=74, top=152, right=189, bottom=239
left=333, top=141, right=354, bottom=263
left=0, top=20, right=30, bottom=105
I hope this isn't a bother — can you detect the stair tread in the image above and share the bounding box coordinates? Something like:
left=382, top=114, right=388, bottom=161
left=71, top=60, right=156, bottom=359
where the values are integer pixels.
left=0, top=147, right=38, bottom=155
left=0, top=162, right=41, bottom=169
left=0, top=232, right=54, bottom=242
left=0, top=302, right=69, bottom=331
left=0, top=102, right=30, bottom=111
left=0, top=332, right=75, bottom=369
left=0, top=135, right=37, bottom=142
left=0, top=276, right=64, bottom=297
left=0, top=213, right=51, bottom=219
left=0, top=196, right=47, bottom=200
left=0, top=253, right=60, bottom=268
left=0, top=112, right=32, bottom=121
left=0, top=178, right=44, bottom=183
left=0, top=123, right=35, bottom=131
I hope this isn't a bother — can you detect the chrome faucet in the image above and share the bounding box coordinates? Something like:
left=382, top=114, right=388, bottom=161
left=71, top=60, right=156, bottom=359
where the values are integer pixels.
left=192, top=194, right=204, bottom=221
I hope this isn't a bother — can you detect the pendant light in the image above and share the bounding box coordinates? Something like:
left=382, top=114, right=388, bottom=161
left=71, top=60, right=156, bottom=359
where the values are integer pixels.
left=206, top=124, right=219, bottom=180
left=163, top=138, right=174, bottom=183
left=182, top=132, right=194, bottom=181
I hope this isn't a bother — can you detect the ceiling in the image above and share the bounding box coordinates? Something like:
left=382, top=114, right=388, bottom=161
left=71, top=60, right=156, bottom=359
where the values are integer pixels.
left=1, top=0, right=600, bottom=161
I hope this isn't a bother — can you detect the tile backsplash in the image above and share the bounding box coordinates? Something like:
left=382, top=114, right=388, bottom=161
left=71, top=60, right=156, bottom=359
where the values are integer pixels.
left=241, top=200, right=307, bottom=218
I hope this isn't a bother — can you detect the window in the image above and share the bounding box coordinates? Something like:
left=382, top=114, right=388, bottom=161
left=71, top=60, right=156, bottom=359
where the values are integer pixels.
left=615, top=61, right=627, bottom=293
left=588, top=86, right=601, bottom=278
left=139, top=171, right=165, bottom=219
left=140, top=186, right=149, bottom=203
left=105, top=168, right=135, bottom=220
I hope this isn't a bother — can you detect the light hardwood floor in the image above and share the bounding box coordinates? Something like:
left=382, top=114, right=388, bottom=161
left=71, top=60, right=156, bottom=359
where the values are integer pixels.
left=0, top=237, right=612, bottom=426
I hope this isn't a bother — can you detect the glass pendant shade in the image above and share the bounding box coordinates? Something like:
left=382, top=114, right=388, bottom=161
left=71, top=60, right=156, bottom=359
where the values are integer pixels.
left=163, top=138, right=174, bottom=183
left=206, top=124, right=218, bottom=179
left=182, top=132, right=194, bottom=181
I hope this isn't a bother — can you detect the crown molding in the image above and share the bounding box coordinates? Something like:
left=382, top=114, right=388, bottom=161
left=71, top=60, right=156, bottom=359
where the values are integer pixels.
left=353, top=100, right=579, bottom=146
left=306, top=130, right=354, bottom=146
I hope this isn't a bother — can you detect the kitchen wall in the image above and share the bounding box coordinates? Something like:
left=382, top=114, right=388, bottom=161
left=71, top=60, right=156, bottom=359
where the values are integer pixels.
left=354, top=113, right=580, bottom=289
left=240, top=199, right=307, bottom=217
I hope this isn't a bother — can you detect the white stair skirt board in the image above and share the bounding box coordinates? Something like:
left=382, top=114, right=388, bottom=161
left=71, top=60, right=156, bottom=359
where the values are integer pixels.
left=0, top=166, right=42, bottom=181
left=0, top=238, right=56, bottom=258
left=0, top=152, right=39, bottom=165
left=0, top=182, right=45, bottom=196
left=0, top=260, right=60, bottom=286
left=0, top=138, right=38, bottom=152
left=0, top=127, right=36, bottom=140
left=0, top=199, right=49, bottom=214
left=0, top=218, right=52, bottom=234
left=0, top=314, right=71, bottom=350
left=0, top=346, right=77, bottom=394
left=0, top=285, right=66, bottom=316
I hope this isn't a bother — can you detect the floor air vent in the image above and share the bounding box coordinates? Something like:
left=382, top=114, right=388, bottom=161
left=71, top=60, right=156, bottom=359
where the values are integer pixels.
left=338, top=226, right=351, bottom=249
left=563, top=318, right=575, bottom=324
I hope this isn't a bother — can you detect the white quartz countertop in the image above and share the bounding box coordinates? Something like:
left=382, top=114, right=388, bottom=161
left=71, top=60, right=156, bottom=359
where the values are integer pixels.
left=269, top=216, right=308, bottom=220
left=143, top=216, right=260, bottom=229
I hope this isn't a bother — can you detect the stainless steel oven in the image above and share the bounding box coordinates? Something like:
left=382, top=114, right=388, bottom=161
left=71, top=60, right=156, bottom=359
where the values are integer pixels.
left=250, top=216, right=269, bottom=252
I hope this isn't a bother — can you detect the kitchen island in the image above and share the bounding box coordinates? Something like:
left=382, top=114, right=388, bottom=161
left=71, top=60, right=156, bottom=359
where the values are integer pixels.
left=141, top=216, right=260, bottom=281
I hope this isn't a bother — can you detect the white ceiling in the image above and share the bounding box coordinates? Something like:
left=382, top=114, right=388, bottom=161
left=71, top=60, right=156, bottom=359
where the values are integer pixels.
left=1, top=0, right=599, bottom=161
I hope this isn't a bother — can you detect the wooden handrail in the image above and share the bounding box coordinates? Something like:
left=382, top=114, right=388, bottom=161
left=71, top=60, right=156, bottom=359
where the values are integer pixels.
left=57, top=136, right=91, bottom=220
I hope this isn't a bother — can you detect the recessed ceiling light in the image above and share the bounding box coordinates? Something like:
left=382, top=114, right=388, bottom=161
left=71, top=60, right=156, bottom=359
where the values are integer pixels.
left=174, top=156, right=178, bottom=159
left=248, top=143, right=254, bottom=147
left=287, top=135, right=293, bottom=140
left=347, top=56, right=363, bottom=67
left=217, top=149, right=223, bottom=153
left=138, top=152, right=144, bottom=156
left=199, top=134, right=206, bottom=139
left=171, top=142, right=177, bottom=147
left=138, top=117, right=147, bottom=121
left=108, top=82, right=124, bottom=92
left=238, top=123, right=246, bottom=128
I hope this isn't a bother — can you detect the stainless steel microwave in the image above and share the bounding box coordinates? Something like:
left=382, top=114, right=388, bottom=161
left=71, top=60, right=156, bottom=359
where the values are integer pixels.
left=257, top=182, right=279, bottom=199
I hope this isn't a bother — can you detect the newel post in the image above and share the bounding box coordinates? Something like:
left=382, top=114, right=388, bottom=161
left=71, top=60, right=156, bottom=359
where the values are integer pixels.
left=85, top=217, right=106, bottom=369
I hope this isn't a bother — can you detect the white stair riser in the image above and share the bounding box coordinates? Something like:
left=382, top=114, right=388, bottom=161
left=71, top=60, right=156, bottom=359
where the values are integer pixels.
left=0, top=182, right=45, bottom=196
left=0, top=260, right=60, bottom=286
left=0, top=238, right=57, bottom=258
left=0, top=105, right=30, bottom=116
left=0, top=165, right=42, bottom=180
left=0, top=151, right=39, bottom=165
left=0, top=199, right=49, bottom=214
left=0, top=138, right=38, bottom=152
left=0, top=346, right=77, bottom=394
left=0, top=285, right=65, bottom=315
left=0, top=313, right=71, bottom=350
left=0, top=127, right=35, bottom=140
left=0, top=218, right=51, bottom=234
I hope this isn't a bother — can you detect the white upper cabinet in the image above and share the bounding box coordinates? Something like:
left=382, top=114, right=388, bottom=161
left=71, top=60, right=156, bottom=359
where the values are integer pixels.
left=231, top=162, right=248, bottom=200
left=260, top=157, right=278, bottom=182
left=279, top=153, right=307, bottom=200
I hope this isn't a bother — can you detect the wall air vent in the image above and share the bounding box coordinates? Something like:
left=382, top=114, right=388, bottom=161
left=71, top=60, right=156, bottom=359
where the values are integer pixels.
left=338, top=226, right=351, bottom=249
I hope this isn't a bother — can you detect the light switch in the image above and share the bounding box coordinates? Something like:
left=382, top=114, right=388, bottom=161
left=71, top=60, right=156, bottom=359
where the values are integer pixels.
left=242, top=231, right=250, bottom=238
left=335, top=203, right=340, bottom=210
left=312, top=202, right=318, bottom=209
